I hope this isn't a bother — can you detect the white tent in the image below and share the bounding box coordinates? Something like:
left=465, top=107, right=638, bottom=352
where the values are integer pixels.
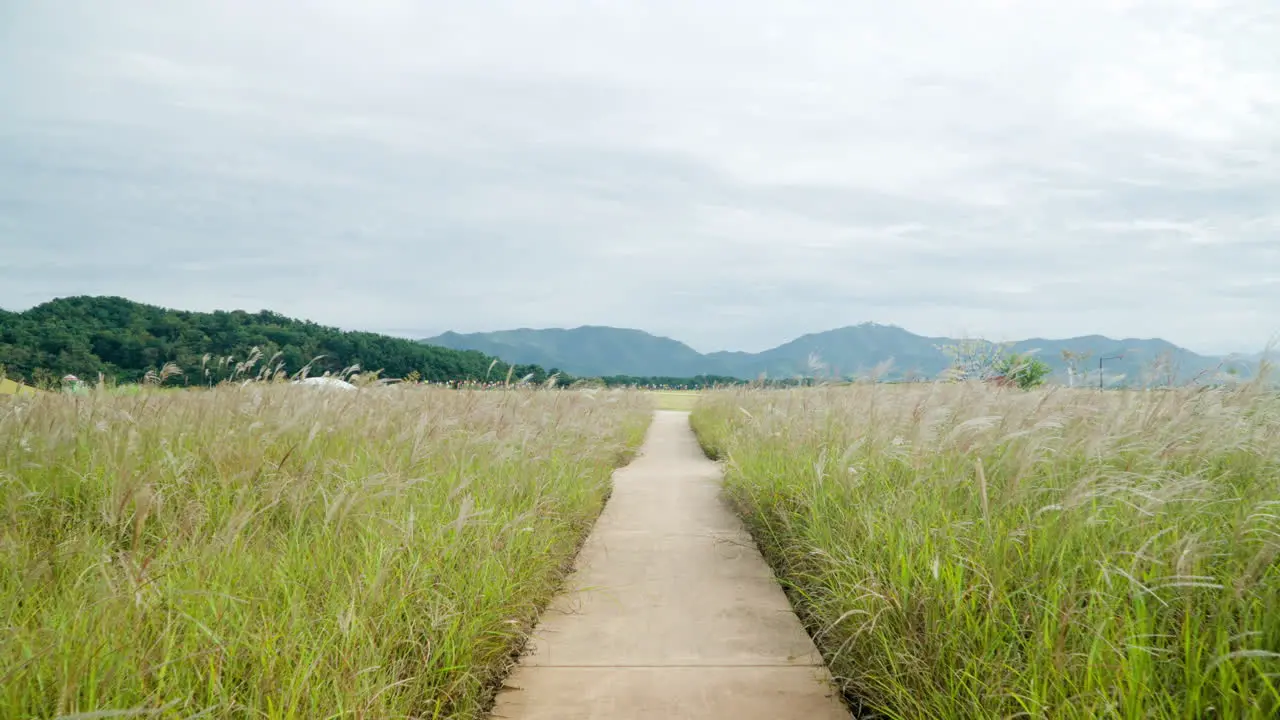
left=294, top=376, right=357, bottom=390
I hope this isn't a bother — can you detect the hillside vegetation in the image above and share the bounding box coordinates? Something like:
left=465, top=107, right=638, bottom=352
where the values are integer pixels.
left=692, top=383, right=1280, bottom=718
left=0, top=385, right=651, bottom=718
left=1, top=296, right=565, bottom=386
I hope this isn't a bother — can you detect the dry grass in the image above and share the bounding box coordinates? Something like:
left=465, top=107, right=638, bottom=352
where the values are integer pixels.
left=692, top=383, right=1280, bottom=719
left=0, top=385, right=652, bottom=718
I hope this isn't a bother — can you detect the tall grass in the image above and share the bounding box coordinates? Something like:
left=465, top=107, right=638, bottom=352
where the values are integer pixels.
left=692, top=384, right=1280, bottom=718
left=1, top=385, right=651, bottom=719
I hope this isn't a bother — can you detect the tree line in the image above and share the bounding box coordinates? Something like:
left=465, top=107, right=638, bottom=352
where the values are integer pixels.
left=594, top=374, right=745, bottom=389
left=0, top=296, right=574, bottom=387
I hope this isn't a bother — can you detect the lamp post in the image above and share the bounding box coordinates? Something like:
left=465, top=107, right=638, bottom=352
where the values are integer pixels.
left=1099, top=353, right=1123, bottom=390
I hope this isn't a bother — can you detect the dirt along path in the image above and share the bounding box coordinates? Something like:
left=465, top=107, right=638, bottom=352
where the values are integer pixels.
left=490, top=411, right=850, bottom=719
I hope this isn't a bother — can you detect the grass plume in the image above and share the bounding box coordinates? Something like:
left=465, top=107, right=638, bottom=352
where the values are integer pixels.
left=692, top=383, right=1280, bottom=718
left=0, top=384, right=651, bottom=718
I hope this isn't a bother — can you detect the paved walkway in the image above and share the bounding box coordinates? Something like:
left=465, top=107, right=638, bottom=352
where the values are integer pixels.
left=490, top=411, right=850, bottom=719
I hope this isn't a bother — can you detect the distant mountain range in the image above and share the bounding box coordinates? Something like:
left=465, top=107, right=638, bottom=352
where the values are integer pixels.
left=424, top=323, right=1264, bottom=385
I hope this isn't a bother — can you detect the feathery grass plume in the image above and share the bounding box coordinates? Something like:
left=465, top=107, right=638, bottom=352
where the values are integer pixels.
left=691, top=381, right=1280, bottom=719
left=0, top=384, right=652, bottom=718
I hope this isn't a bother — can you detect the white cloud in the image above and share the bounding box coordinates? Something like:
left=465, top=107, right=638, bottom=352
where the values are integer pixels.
left=1, top=0, right=1277, bottom=355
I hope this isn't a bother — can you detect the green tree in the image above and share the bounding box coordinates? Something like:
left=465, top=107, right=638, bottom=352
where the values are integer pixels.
left=0, top=296, right=565, bottom=387
left=995, top=352, right=1052, bottom=389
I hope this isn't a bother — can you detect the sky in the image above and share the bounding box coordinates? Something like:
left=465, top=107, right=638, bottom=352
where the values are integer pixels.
left=1, top=0, right=1277, bottom=355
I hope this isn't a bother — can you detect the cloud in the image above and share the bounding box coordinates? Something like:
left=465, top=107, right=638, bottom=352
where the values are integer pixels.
left=1, top=0, right=1277, bottom=355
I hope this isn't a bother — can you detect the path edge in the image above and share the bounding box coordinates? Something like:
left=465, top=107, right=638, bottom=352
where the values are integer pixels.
left=686, top=410, right=878, bottom=719
left=473, top=410, right=655, bottom=718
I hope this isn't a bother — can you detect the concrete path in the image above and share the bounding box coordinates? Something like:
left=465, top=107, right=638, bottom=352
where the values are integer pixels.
left=490, top=411, right=850, bottom=719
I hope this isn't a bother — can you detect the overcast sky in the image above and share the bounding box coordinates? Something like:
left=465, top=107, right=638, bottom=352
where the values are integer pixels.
left=2, top=1, right=1277, bottom=354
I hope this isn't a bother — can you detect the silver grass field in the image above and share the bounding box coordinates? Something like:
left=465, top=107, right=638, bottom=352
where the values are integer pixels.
left=0, top=385, right=651, bottom=719
left=6, top=376, right=1279, bottom=719
left=692, top=382, right=1280, bottom=719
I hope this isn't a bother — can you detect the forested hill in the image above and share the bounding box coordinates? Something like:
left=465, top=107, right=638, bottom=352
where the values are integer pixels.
left=0, top=296, right=565, bottom=386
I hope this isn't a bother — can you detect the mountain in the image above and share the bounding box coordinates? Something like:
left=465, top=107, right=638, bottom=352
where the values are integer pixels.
left=706, top=323, right=955, bottom=379
left=1005, top=336, right=1224, bottom=386
left=0, top=296, right=562, bottom=385
left=427, top=326, right=712, bottom=377
left=424, top=322, right=1260, bottom=385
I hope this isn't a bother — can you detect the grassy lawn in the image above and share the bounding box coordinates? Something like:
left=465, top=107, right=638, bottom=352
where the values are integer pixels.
left=692, top=383, right=1280, bottom=719
left=0, top=385, right=651, bottom=719
left=650, top=390, right=701, bottom=412
left=0, top=378, right=38, bottom=395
